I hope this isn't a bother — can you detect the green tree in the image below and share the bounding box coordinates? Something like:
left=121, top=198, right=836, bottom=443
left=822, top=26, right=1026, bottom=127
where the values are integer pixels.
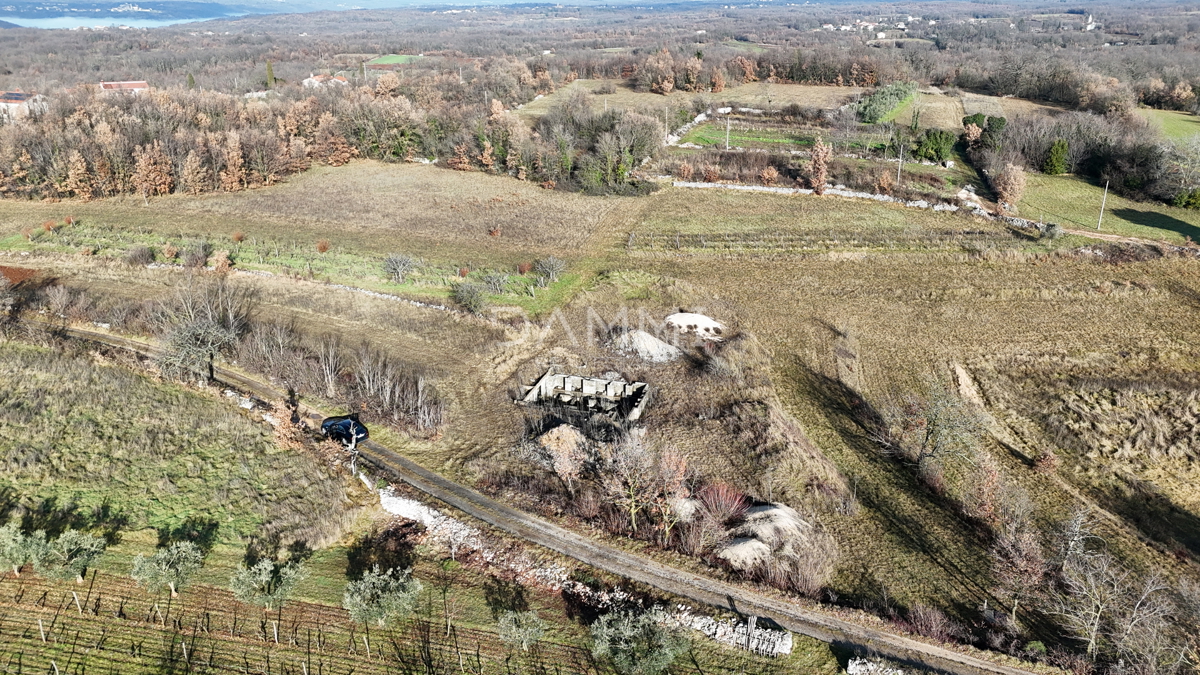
left=498, top=610, right=546, bottom=652
left=266, top=61, right=275, bottom=89
left=591, top=608, right=689, bottom=675
left=342, top=566, right=422, bottom=628
left=132, top=541, right=204, bottom=597
left=1044, top=139, right=1069, bottom=175
left=962, top=113, right=987, bottom=128
left=187, top=72, right=196, bottom=89
left=230, top=559, right=306, bottom=611
left=37, top=530, right=106, bottom=583
left=0, top=523, right=47, bottom=577
left=915, top=129, right=956, bottom=162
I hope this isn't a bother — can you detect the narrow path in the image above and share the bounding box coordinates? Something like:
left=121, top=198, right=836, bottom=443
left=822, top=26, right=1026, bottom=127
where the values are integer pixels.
left=42, top=323, right=1038, bottom=675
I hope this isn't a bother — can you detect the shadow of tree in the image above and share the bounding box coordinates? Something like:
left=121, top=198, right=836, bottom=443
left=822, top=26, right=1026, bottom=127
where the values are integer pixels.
left=17, top=496, right=128, bottom=544
left=344, top=521, right=421, bottom=580
left=156, top=516, right=220, bottom=554
left=780, top=361, right=997, bottom=619
left=483, top=576, right=529, bottom=619
left=1110, top=208, right=1200, bottom=241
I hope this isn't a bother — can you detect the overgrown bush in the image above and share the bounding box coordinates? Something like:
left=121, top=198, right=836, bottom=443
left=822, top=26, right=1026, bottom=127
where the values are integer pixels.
left=915, top=129, right=956, bottom=162
left=181, top=242, right=213, bottom=269
left=123, top=246, right=155, bottom=266
left=452, top=282, right=488, bottom=314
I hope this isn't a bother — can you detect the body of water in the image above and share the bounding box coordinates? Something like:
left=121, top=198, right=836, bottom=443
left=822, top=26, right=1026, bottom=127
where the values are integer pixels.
left=0, top=14, right=243, bottom=28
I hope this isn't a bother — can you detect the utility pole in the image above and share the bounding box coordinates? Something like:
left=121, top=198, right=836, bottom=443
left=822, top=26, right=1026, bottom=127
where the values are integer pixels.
left=725, top=116, right=730, bottom=150
left=1097, top=180, right=1109, bottom=230
left=896, top=141, right=904, bottom=187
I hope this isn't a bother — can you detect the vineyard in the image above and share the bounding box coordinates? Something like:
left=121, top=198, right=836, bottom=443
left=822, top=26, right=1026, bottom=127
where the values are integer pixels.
left=0, top=571, right=601, bottom=675
left=626, top=228, right=1014, bottom=255
left=0, top=570, right=818, bottom=675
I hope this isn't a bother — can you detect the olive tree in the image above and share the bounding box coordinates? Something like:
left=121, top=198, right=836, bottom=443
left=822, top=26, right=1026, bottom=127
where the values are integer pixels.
left=0, top=523, right=47, bottom=577
left=533, top=256, right=566, bottom=283
left=591, top=608, right=689, bottom=675
left=498, top=610, right=546, bottom=652
left=342, top=566, right=423, bottom=628
left=383, top=254, right=418, bottom=284
left=230, top=559, right=307, bottom=611
left=132, top=541, right=204, bottom=597
left=36, top=530, right=106, bottom=583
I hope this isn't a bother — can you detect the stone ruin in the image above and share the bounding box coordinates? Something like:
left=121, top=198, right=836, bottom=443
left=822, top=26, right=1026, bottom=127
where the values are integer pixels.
left=518, top=369, right=650, bottom=421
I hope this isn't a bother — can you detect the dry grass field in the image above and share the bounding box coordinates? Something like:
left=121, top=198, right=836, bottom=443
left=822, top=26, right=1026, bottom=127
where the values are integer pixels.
left=961, top=92, right=1064, bottom=120
left=0, top=162, right=632, bottom=265
left=518, top=80, right=864, bottom=120
left=892, top=92, right=966, bottom=130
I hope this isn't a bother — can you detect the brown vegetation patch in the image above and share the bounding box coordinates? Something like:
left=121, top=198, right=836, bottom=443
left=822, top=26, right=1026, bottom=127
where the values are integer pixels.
left=0, top=265, right=38, bottom=285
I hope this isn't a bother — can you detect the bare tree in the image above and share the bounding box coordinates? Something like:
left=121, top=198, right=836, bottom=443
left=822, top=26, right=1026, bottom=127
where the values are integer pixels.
left=990, top=523, right=1046, bottom=632
left=1057, top=550, right=1128, bottom=659
left=603, top=436, right=660, bottom=533
left=318, top=334, right=343, bottom=399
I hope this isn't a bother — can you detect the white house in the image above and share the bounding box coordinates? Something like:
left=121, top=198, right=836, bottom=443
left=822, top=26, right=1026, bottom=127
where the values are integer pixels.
left=302, top=73, right=349, bottom=89
left=0, top=91, right=47, bottom=122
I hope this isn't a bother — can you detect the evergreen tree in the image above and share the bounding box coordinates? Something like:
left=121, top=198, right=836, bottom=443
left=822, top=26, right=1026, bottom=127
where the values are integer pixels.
left=266, top=61, right=275, bottom=89
left=187, top=72, right=196, bottom=89
left=1044, top=139, right=1069, bottom=175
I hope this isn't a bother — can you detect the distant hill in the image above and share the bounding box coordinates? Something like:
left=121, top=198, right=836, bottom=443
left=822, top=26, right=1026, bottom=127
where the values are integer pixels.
left=0, top=19, right=19, bottom=27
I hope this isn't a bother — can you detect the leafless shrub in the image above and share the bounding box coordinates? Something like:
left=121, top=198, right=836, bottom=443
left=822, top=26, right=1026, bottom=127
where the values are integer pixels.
left=383, top=254, right=418, bottom=284
left=674, top=162, right=694, bottom=181
left=124, top=246, right=155, bottom=266
left=482, top=272, right=509, bottom=294
left=906, top=604, right=966, bottom=643
left=993, top=163, right=1027, bottom=213
left=351, top=343, right=445, bottom=431
left=573, top=487, right=602, bottom=519
left=181, top=242, right=212, bottom=268
left=533, top=256, right=566, bottom=282
left=697, top=483, right=748, bottom=526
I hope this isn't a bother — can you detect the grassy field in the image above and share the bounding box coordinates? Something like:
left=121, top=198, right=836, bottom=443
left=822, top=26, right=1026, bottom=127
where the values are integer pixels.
left=1020, top=173, right=1200, bottom=243
left=0, top=162, right=631, bottom=316
left=961, top=92, right=1063, bottom=120
left=1139, top=107, right=1200, bottom=139
left=0, top=341, right=361, bottom=550
left=679, top=120, right=812, bottom=148
left=889, top=92, right=966, bottom=129
left=367, top=54, right=424, bottom=65
left=518, top=80, right=863, bottom=120
left=5, top=155, right=1200, bottom=661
